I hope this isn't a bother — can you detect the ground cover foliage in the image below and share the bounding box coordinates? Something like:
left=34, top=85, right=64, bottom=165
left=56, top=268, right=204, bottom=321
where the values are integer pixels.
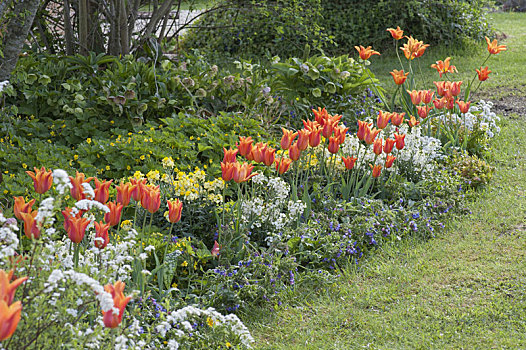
left=0, top=7, right=515, bottom=350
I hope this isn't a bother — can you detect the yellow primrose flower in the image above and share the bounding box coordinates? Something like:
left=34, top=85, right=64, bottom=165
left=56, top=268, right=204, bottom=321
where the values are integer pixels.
left=22, top=163, right=27, bottom=169
left=74, top=155, right=79, bottom=160
left=181, top=261, right=188, bottom=267
left=87, top=138, right=92, bottom=144
left=206, top=317, right=214, bottom=327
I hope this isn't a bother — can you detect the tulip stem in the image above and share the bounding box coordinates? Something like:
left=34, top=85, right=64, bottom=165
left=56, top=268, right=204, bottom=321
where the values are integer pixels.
left=73, top=242, right=80, bottom=269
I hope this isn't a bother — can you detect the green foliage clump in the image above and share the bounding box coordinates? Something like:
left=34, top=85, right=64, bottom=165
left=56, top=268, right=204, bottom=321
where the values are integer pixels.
left=450, top=151, right=495, bottom=188
left=321, top=0, right=493, bottom=52
left=182, top=0, right=333, bottom=59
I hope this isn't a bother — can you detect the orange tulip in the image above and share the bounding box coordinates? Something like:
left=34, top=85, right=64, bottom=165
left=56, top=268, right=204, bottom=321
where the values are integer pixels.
left=232, top=162, right=257, bottom=183
left=93, top=178, right=113, bottom=204
left=373, top=138, right=383, bottom=155
left=394, top=133, right=406, bottom=150
left=67, top=216, right=90, bottom=244
left=141, top=186, right=161, bottom=214
left=13, top=196, right=35, bottom=221
left=312, top=107, right=329, bottom=125
left=94, top=221, right=110, bottom=249
left=334, top=125, right=349, bottom=145
left=20, top=210, right=39, bottom=239
left=370, top=164, right=382, bottom=178
left=407, top=90, right=422, bottom=105
left=456, top=100, right=471, bottom=114
left=280, top=128, right=297, bottom=150
left=385, top=155, right=396, bottom=169
left=430, top=57, right=457, bottom=77
left=328, top=136, right=340, bottom=154
left=275, top=157, right=293, bottom=175
left=401, top=36, right=429, bottom=60
left=237, top=136, right=253, bottom=158
left=130, top=178, right=147, bottom=202
left=211, top=240, right=220, bottom=257
left=297, top=129, right=310, bottom=151
left=434, top=81, right=447, bottom=97
left=355, top=45, right=380, bottom=60
left=476, top=66, right=491, bottom=81
left=302, top=119, right=319, bottom=132
left=391, top=112, right=405, bottom=126
left=356, top=120, right=369, bottom=141
left=417, top=105, right=433, bottom=119
left=322, top=120, right=335, bottom=139
left=102, top=281, right=132, bottom=329
left=364, top=126, right=380, bottom=145
left=69, top=171, right=93, bottom=201
left=221, top=161, right=235, bottom=182
left=408, top=115, right=420, bottom=127
left=421, top=90, right=434, bottom=104
left=262, top=146, right=276, bottom=167
left=288, top=143, right=301, bottom=161
left=26, top=167, right=53, bottom=194
left=250, top=142, right=267, bottom=164
left=342, top=156, right=357, bottom=170
left=308, top=126, right=322, bottom=147
left=0, top=269, right=28, bottom=305
left=386, top=26, right=404, bottom=40
left=167, top=199, right=183, bottom=224
left=104, top=201, right=123, bottom=227
left=116, top=182, right=136, bottom=207
left=433, top=97, right=447, bottom=109
left=383, top=138, right=396, bottom=154
left=485, top=36, right=507, bottom=55
left=377, top=110, right=391, bottom=129
left=0, top=300, right=22, bottom=341
left=450, top=81, right=462, bottom=97
left=222, top=147, right=238, bottom=164
left=390, top=69, right=409, bottom=85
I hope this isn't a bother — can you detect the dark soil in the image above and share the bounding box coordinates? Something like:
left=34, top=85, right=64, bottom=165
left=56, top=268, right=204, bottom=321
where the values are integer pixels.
left=473, top=86, right=526, bottom=117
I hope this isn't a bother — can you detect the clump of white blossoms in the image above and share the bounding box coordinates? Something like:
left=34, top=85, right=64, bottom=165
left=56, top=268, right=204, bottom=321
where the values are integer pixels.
left=0, top=212, right=19, bottom=261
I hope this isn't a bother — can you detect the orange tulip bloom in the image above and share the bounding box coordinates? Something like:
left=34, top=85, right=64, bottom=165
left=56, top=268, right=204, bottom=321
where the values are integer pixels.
left=385, top=155, right=396, bottom=169
left=390, top=69, right=409, bottom=85
left=322, top=120, right=335, bottom=139
left=445, top=97, right=455, bottom=110
left=288, top=143, right=301, bottom=161
left=93, top=178, right=113, bottom=204
left=386, top=26, right=404, bottom=40
left=102, top=281, right=132, bottom=329
left=211, top=241, right=220, bottom=257
left=364, top=126, right=380, bottom=145
left=302, top=119, right=320, bottom=132
left=167, top=199, right=183, bottom=223
left=221, top=161, right=235, bottom=182
left=69, top=171, right=93, bottom=201
left=377, top=110, right=392, bottom=129
left=370, top=164, right=382, bottom=178
left=407, top=115, right=420, bottom=127
left=237, top=136, right=253, bottom=158
left=141, top=186, right=161, bottom=214
left=250, top=142, right=267, bottom=164
left=407, top=90, right=422, bottom=105
left=0, top=269, right=28, bottom=305
left=342, top=156, right=357, bottom=170
left=308, top=126, right=322, bottom=147
left=456, top=100, right=471, bottom=114
left=67, top=216, right=90, bottom=244
left=116, top=182, right=136, bottom=207
left=334, top=125, right=348, bottom=145
left=450, top=81, right=462, bottom=97
left=275, top=157, right=293, bottom=175
left=355, top=45, right=380, bottom=60
left=262, top=147, right=276, bottom=167
left=280, top=128, right=297, bottom=150
left=297, top=129, right=310, bottom=151
left=130, top=178, right=147, bottom=202
left=434, top=81, right=447, bottom=97
left=383, top=138, right=396, bottom=154
left=232, top=162, right=257, bottom=183
left=222, top=147, right=238, bottom=164
left=394, top=133, right=406, bottom=150
left=373, top=138, right=383, bottom=155
left=356, top=120, right=369, bottom=141
left=476, top=66, right=491, bottom=81
left=26, top=167, right=53, bottom=194
left=104, top=201, right=123, bottom=227
left=94, top=221, right=110, bottom=249
left=328, top=136, right=340, bottom=154
left=433, top=97, right=447, bottom=109
left=421, top=90, right=434, bottom=104
left=430, top=57, right=457, bottom=77
left=13, top=196, right=35, bottom=220
left=417, top=105, right=433, bottom=119
left=312, top=107, right=329, bottom=124
left=20, top=210, right=39, bottom=239
left=0, top=300, right=22, bottom=341
left=400, top=36, right=429, bottom=60
left=391, top=112, right=405, bottom=126
left=485, top=36, right=507, bottom=55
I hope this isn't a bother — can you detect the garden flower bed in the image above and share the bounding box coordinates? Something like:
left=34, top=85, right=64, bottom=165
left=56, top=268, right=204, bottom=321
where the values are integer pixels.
left=0, top=27, right=505, bottom=349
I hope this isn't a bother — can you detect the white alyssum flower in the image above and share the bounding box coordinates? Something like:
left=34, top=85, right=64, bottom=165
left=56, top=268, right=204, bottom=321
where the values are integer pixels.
left=53, top=169, right=72, bottom=194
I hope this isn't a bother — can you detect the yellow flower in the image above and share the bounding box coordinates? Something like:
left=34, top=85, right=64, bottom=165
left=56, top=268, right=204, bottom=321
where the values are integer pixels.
left=206, top=317, right=215, bottom=327
left=110, top=142, right=115, bottom=146
left=140, top=155, right=145, bottom=160
left=22, top=163, right=27, bottom=169
left=181, top=261, right=188, bottom=267
left=87, top=138, right=92, bottom=144
left=171, top=282, right=178, bottom=289
left=126, top=165, right=131, bottom=170
left=74, top=155, right=79, bottom=160
left=105, top=165, right=110, bottom=171
left=226, top=342, right=232, bottom=348
left=3, top=190, right=8, bottom=195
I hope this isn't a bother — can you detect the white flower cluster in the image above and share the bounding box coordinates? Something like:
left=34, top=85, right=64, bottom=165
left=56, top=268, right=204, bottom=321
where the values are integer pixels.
left=0, top=80, right=10, bottom=94
left=437, top=100, right=500, bottom=139
left=241, top=175, right=305, bottom=242
left=0, top=213, right=19, bottom=260
left=53, top=169, right=72, bottom=194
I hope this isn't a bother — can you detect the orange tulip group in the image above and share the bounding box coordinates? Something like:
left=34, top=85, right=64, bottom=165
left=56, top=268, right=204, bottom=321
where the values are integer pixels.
left=0, top=269, right=27, bottom=341
left=102, top=281, right=132, bottom=328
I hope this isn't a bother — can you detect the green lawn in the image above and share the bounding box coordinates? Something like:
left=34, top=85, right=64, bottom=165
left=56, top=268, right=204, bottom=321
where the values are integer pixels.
left=248, top=11, right=526, bottom=349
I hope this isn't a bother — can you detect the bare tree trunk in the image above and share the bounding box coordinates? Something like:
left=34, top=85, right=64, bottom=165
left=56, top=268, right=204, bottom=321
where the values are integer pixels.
left=63, top=0, right=75, bottom=55
left=140, top=0, right=176, bottom=42
left=0, top=0, right=14, bottom=21
left=119, top=0, right=129, bottom=54
left=0, top=0, right=42, bottom=81
left=78, top=0, right=89, bottom=54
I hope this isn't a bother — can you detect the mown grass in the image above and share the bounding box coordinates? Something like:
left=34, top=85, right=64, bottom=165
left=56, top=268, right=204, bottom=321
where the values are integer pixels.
left=247, top=11, right=526, bottom=349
